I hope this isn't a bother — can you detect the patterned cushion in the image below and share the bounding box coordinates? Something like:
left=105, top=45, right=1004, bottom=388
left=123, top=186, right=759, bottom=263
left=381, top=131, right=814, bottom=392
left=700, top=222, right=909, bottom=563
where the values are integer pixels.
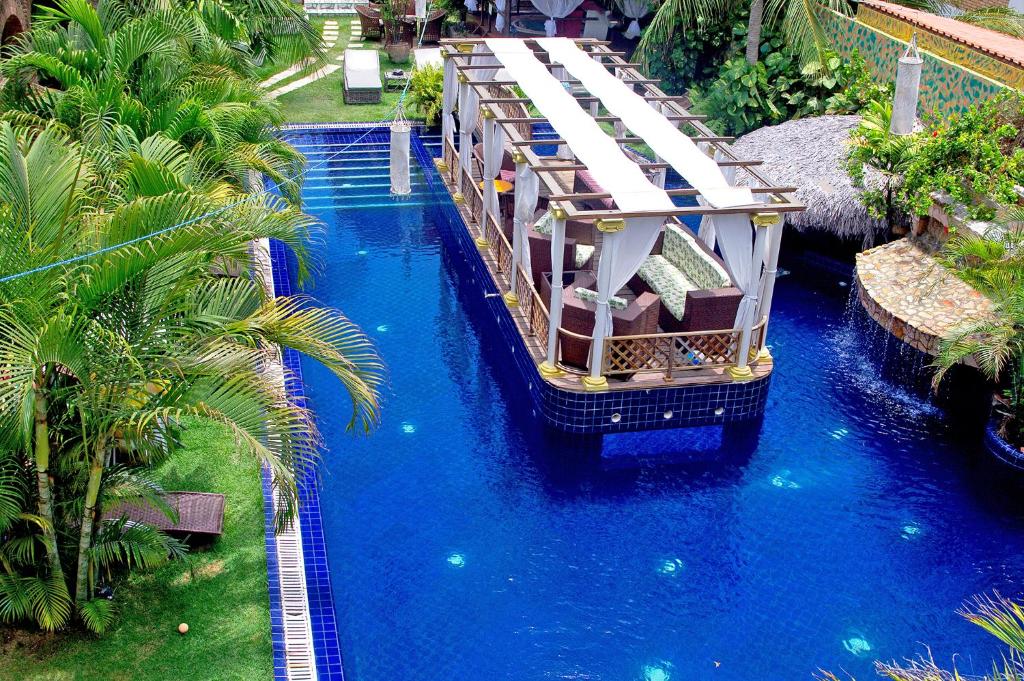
left=574, top=287, right=628, bottom=310
left=637, top=254, right=697, bottom=320
left=661, top=224, right=731, bottom=290
left=575, top=244, right=594, bottom=269
left=533, top=211, right=554, bottom=235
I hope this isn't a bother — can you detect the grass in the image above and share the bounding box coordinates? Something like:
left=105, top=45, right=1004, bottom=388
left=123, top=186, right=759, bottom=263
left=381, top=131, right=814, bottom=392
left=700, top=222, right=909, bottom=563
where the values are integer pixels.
left=0, top=420, right=272, bottom=681
left=257, top=15, right=425, bottom=124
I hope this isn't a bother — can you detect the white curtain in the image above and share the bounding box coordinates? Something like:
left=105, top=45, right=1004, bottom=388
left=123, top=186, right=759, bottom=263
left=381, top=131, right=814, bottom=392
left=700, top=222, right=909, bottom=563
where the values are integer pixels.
left=697, top=148, right=734, bottom=248
left=539, top=38, right=752, bottom=209
left=390, top=120, right=412, bottom=195
left=512, top=161, right=540, bottom=284
left=482, top=117, right=506, bottom=224
left=466, top=0, right=478, bottom=12
left=415, top=0, right=427, bottom=18
left=617, top=0, right=650, bottom=39
left=442, top=56, right=458, bottom=144
left=531, top=0, right=585, bottom=36
left=457, top=45, right=500, bottom=173
left=495, top=0, right=507, bottom=31
left=588, top=217, right=664, bottom=373
left=714, top=214, right=762, bottom=333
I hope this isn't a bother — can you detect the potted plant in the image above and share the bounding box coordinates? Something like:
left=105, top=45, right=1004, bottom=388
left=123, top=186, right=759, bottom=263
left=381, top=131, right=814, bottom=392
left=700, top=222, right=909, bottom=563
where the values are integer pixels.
left=380, top=0, right=412, bottom=63
left=408, top=63, right=444, bottom=128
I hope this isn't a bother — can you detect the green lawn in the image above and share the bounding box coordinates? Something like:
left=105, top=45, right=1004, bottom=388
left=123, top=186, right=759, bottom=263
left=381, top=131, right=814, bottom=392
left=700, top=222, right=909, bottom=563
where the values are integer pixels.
left=0, top=420, right=273, bottom=681
left=259, top=15, right=425, bottom=124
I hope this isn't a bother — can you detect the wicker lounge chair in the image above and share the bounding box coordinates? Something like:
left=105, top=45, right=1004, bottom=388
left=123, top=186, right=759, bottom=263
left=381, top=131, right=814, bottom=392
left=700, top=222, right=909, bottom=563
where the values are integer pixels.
left=355, top=4, right=382, bottom=41
left=628, top=224, right=742, bottom=333
left=344, top=49, right=383, bottom=104
left=556, top=272, right=662, bottom=370
left=104, top=491, right=226, bottom=539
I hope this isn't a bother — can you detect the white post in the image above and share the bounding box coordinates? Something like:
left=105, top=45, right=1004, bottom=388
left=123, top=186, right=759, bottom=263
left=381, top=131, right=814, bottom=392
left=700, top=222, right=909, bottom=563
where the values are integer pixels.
left=586, top=229, right=617, bottom=387
left=755, top=219, right=784, bottom=357
left=733, top=224, right=767, bottom=374
left=508, top=159, right=527, bottom=299
left=541, top=215, right=566, bottom=376
left=480, top=115, right=494, bottom=229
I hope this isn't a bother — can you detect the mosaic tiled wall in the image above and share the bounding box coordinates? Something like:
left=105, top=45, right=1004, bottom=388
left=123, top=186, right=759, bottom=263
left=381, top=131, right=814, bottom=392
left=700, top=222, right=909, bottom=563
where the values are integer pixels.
left=820, top=10, right=1008, bottom=116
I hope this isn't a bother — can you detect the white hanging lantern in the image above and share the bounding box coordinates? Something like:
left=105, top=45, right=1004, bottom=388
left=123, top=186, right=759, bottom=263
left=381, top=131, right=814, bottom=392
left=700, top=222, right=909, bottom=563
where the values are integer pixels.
left=891, top=33, right=923, bottom=136
left=390, top=117, right=412, bottom=196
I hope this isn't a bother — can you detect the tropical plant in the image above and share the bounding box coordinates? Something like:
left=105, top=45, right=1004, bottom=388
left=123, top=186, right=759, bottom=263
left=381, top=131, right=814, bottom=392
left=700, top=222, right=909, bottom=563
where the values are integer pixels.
left=639, top=0, right=850, bottom=71
left=641, top=10, right=744, bottom=94
left=820, top=593, right=1024, bottom=680
left=0, top=119, right=383, bottom=633
left=0, top=0, right=306, bottom=202
left=846, top=99, right=919, bottom=233
left=899, top=93, right=1024, bottom=221
left=690, top=41, right=860, bottom=136
left=933, top=215, right=1024, bottom=445
left=408, top=63, right=444, bottom=126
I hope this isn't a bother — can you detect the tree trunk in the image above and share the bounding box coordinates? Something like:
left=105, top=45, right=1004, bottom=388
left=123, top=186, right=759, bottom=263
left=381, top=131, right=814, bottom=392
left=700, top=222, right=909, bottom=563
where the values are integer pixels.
left=73, top=442, right=105, bottom=604
left=746, top=0, right=764, bottom=65
left=32, top=382, right=65, bottom=585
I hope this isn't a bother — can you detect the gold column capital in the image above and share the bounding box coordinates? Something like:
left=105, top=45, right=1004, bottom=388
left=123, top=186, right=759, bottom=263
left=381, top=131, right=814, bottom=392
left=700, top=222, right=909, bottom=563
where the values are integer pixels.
left=596, top=218, right=625, bottom=233
left=752, top=212, right=781, bottom=227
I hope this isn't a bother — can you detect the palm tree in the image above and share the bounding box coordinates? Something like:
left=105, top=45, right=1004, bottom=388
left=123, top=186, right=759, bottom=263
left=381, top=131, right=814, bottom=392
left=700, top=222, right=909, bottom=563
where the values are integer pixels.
left=0, top=121, right=384, bottom=630
left=639, top=0, right=850, bottom=69
left=0, top=0, right=306, bottom=201
left=639, top=0, right=1024, bottom=74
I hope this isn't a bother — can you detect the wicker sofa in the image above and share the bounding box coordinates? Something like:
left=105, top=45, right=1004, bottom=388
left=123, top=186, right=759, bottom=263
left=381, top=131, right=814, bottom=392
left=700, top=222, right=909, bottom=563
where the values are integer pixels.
left=555, top=271, right=661, bottom=370
left=628, top=223, right=742, bottom=333
left=355, top=5, right=382, bottom=41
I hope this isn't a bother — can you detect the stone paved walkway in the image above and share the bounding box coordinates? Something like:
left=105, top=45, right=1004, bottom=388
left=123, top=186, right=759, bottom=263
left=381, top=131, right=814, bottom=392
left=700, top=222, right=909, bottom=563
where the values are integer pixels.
left=855, top=237, right=994, bottom=355
left=260, top=20, right=340, bottom=90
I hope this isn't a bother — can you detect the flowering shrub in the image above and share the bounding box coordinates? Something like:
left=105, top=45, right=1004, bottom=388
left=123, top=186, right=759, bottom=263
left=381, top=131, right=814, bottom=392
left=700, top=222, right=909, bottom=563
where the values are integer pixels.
left=900, top=92, right=1024, bottom=220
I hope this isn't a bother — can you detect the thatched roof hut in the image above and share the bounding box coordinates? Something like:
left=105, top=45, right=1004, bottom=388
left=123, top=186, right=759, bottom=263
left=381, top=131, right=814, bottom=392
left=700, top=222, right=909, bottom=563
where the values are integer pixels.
left=733, top=115, right=886, bottom=242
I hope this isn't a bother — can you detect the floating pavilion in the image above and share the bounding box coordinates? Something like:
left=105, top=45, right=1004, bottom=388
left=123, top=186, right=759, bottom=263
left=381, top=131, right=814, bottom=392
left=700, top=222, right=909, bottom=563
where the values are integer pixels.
left=431, top=37, right=804, bottom=432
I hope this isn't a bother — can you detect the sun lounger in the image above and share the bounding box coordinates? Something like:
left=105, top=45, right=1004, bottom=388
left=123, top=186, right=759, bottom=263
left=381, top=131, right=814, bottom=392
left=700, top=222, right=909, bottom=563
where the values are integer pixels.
left=344, top=48, right=383, bottom=104
left=104, top=491, right=226, bottom=538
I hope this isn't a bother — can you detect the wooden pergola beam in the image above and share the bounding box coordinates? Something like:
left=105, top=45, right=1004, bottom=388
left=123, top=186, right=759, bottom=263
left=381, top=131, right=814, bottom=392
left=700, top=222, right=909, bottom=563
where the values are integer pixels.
left=545, top=186, right=799, bottom=202
left=518, top=135, right=735, bottom=145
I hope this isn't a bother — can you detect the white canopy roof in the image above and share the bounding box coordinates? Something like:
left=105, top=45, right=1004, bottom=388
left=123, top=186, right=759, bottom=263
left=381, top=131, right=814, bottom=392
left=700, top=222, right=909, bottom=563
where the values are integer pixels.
left=484, top=38, right=673, bottom=214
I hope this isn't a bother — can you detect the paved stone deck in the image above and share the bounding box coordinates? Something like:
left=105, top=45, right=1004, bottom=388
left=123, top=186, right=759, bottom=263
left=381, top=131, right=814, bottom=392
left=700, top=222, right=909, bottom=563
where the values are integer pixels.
left=855, top=237, right=994, bottom=355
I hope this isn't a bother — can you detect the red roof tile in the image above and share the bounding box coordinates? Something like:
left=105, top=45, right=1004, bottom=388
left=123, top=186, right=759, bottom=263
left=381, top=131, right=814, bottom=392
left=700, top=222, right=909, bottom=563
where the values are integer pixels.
left=860, top=0, right=1024, bottom=69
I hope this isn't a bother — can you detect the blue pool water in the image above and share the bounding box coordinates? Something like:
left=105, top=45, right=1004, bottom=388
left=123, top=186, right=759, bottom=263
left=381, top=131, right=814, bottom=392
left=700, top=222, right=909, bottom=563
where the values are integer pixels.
left=283, top=128, right=1024, bottom=680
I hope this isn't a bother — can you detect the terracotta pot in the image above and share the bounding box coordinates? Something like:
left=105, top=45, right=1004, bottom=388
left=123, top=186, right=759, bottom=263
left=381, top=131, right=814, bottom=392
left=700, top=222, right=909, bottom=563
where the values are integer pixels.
left=386, top=42, right=411, bottom=63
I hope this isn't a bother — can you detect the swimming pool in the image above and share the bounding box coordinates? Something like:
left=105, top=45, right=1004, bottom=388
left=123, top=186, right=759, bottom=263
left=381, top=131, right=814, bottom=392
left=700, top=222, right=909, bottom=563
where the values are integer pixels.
left=278, top=126, right=1024, bottom=680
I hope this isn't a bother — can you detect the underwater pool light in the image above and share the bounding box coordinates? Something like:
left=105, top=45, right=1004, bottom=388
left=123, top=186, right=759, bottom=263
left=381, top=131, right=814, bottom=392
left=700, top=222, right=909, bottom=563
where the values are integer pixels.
left=843, top=636, right=872, bottom=656
left=447, top=553, right=466, bottom=568
left=376, top=324, right=390, bottom=332
left=657, top=558, right=684, bottom=575
left=401, top=422, right=416, bottom=434
left=643, top=663, right=671, bottom=681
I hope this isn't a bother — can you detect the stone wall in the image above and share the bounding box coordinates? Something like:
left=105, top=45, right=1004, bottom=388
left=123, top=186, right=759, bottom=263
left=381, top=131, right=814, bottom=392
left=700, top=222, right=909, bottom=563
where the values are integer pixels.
left=0, top=0, right=31, bottom=43
left=820, top=9, right=1008, bottom=116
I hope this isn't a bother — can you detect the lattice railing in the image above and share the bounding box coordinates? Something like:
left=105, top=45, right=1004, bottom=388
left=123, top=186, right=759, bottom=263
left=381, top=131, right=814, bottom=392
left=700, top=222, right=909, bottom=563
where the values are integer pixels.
left=442, top=136, right=457, bottom=184
left=601, top=319, right=767, bottom=380
left=459, top=168, right=482, bottom=228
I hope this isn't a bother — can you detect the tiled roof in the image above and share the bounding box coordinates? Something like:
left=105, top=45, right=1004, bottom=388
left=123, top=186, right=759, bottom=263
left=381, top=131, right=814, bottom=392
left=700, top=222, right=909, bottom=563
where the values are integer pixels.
left=859, top=0, right=1024, bottom=68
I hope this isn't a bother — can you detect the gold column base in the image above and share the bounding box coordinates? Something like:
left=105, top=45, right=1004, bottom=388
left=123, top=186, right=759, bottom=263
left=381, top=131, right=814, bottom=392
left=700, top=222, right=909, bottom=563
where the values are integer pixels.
left=474, top=237, right=490, bottom=249
left=503, top=291, right=519, bottom=307
left=727, top=365, right=754, bottom=381
left=538, top=362, right=563, bottom=379
left=581, top=375, right=609, bottom=392
left=753, top=347, right=772, bottom=362
left=434, top=159, right=449, bottom=172
left=453, top=192, right=465, bottom=205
